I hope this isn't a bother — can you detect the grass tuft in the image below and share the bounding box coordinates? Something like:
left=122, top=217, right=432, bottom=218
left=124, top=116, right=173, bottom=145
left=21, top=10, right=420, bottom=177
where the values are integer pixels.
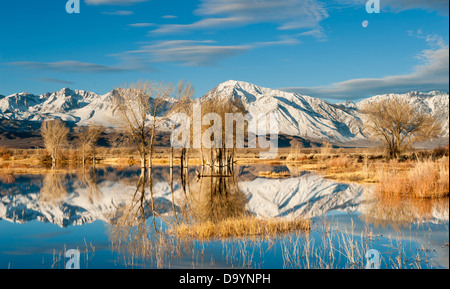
left=170, top=216, right=311, bottom=240
left=376, top=157, right=449, bottom=199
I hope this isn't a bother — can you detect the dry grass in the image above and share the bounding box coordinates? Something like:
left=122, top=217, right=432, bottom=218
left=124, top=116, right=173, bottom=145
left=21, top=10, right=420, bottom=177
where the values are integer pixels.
left=376, top=157, right=449, bottom=199
left=326, top=156, right=353, bottom=168
left=170, top=216, right=311, bottom=240
left=259, top=171, right=291, bottom=178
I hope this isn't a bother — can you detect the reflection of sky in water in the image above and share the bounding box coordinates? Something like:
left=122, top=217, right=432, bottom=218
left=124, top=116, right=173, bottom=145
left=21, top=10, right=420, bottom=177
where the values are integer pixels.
left=0, top=166, right=448, bottom=269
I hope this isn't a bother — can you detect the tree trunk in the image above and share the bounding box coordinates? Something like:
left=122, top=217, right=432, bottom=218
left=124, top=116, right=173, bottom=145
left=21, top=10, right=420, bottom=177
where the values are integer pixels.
left=52, top=149, right=57, bottom=169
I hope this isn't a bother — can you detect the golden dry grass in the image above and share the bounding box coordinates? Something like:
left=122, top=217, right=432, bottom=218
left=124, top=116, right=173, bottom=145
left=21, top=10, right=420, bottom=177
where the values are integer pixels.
left=376, top=157, right=449, bottom=199
left=258, top=171, right=291, bottom=178
left=170, top=216, right=311, bottom=240
left=326, top=156, right=352, bottom=168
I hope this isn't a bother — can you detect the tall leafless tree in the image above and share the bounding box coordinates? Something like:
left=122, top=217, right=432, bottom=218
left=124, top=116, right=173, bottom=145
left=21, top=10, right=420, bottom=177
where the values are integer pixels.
left=147, top=81, right=175, bottom=169
left=76, top=125, right=104, bottom=167
left=112, top=81, right=153, bottom=168
left=361, top=96, right=442, bottom=159
left=41, top=119, right=69, bottom=169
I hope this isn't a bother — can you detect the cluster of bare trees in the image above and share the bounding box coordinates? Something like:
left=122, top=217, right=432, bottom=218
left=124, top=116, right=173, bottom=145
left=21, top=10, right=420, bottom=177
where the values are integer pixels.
left=40, top=120, right=103, bottom=169
left=41, top=119, right=70, bottom=169
left=39, top=78, right=248, bottom=173
left=111, top=80, right=194, bottom=170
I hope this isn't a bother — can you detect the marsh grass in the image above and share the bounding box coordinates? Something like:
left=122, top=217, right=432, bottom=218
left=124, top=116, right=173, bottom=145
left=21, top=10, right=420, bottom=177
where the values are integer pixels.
left=170, top=216, right=311, bottom=241
left=280, top=218, right=439, bottom=269
left=377, top=157, right=449, bottom=199
left=258, top=171, right=291, bottom=178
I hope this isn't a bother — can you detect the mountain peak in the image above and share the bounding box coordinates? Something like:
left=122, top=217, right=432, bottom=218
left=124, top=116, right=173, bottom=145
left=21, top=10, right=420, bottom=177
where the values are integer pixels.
left=59, top=87, right=72, bottom=94
left=217, top=80, right=258, bottom=90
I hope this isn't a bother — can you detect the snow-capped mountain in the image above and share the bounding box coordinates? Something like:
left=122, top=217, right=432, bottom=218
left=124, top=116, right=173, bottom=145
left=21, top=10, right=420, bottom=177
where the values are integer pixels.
left=202, top=80, right=367, bottom=142
left=0, top=88, right=118, bottom=126
left=1, top=81, right=448, bottom=143
left=202, top=80, right=449, bottom=141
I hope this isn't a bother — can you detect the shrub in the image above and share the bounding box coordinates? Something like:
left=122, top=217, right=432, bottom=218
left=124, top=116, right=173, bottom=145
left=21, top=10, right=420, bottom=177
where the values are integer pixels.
left=0, top=147, right=12, bottom=161
left=326, top=156, right=352, bottom=168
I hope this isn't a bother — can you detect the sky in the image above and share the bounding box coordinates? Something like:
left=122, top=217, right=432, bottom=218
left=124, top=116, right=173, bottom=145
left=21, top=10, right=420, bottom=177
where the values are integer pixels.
left=0, top=0, right=448, bottom=103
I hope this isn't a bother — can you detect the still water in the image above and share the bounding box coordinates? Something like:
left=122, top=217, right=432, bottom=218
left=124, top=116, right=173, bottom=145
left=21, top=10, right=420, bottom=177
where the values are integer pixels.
left=0, top=165, right=448, bottom=269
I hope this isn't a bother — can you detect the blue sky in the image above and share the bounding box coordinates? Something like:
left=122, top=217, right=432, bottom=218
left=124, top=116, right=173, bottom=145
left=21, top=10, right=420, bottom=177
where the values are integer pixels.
left=0, top=0, right=448, bottom=102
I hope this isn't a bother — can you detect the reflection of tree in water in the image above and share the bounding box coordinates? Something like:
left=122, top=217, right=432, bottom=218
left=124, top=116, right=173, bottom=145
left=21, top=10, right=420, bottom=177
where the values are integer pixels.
left=0, top=173, right=15, bottom=185
left=78, top=167, right=102, bottom=204
left=185, top=166, right=248, bottom=224
left=107, top=161, right=248, bottom=267
left=361, top=194, right=449, bottom=230
left=108, top=168, right=181, bottom=268
left=40, top=173, right=68, bottom=204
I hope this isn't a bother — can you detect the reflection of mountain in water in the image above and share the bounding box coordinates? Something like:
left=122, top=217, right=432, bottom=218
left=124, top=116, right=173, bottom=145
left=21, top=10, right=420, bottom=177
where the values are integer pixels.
left=240, top=173, right=368, bottom=219
left=2, top=167, right=445, bottom=228
left=0, top=167, right=370, bottom=227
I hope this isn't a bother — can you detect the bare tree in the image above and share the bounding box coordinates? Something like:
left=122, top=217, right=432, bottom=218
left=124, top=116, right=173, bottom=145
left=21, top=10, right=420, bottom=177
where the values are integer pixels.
left=112, top=80, right=175, bottom=169
left=198, top=97, right=247, bottom=172
left=147, top=81, right=175, bottom=169
left=361, top=96, right=441, bottom=159
left=77, top=125, right=104, bottom=166
left=112, top=81, right=153, bottom=168
left=169, top=80, right=195, bottom=168
left=41, top=119, right=69, bottom=168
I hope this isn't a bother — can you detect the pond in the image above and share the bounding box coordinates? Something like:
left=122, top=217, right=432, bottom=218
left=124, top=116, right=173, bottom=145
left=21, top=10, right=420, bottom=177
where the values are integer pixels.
left=0, top=165, right=448, bottom=269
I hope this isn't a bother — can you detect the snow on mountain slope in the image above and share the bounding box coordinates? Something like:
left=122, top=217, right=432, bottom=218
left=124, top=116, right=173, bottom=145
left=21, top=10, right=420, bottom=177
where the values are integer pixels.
left=0, top=88, right=102, bottom=124
left=202, top=80, right=366, bottom=142
left=1, top=81, right=448, bottom=142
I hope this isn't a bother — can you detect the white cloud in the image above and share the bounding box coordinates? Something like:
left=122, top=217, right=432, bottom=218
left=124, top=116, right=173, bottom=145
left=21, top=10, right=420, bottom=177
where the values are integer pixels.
left=9, top=58, right=151, bottom=74
left=337, top=0, right=449, bottom=14
left=161, top=15, right=178, bottom=19
left=128, top=23, right=155, bottom=27
left=102, top=10, right=134, bottom=15
left=85, top=0, right=148, bottom=5
left=152, top=0, right=328, bottom=34
left=126, top=40, right=251, bottom=66
left=33, top=78, right=75, bottom=85
left=281, top=38, right=449, bottom=100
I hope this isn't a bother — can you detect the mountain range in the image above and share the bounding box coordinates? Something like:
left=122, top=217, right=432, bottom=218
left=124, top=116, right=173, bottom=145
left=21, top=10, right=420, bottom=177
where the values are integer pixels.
left=1, top=80, right=448, bottom=146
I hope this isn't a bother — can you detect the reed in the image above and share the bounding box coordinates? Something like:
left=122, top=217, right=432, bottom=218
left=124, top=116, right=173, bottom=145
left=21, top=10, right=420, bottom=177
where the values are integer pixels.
left=376, top=157, right=449, bottom=199
left=171, top=216, right=311, bottom=240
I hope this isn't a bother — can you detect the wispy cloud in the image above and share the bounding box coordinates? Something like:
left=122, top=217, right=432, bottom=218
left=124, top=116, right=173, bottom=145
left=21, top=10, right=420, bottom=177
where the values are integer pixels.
left=161, top=15, right=178, bottom=19
left=85, top=0, right=148, bottom=5
left=8, top=59, right=151, bottom=74
left=33, top=78, right=75, bottom=85
left=297, top=28, right=327, bottom=41
left=102, top=10, right=134, bottom=15
left=122, top=34, right=305, bottom=67
left=128, top=23, right=155, bottom=27
left=337, top=0, right=449, bottom=14
left=281, top=35, right=449, bottom=100
left=152, top=0, right=328, bottom=34
left=126, top=40, right=251, bottom=66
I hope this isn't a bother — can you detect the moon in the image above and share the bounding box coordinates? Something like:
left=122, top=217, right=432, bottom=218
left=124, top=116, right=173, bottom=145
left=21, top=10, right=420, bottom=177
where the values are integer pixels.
left=362, top=20, right=369, bottom=28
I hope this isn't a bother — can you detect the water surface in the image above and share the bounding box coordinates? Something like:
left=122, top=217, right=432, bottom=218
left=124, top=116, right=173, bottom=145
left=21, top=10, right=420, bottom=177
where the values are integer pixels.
left=0, top=165, right=448, bottom=269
